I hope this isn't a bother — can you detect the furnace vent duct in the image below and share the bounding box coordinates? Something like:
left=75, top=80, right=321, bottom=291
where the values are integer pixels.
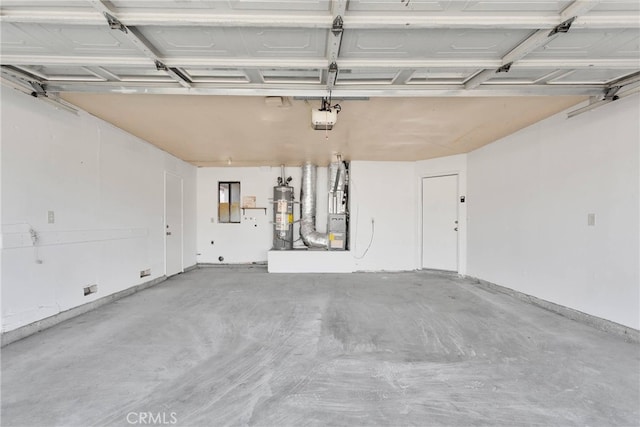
left=329, top=161, right=347, bottom=194
left=300, top=162, right=329, bottom=248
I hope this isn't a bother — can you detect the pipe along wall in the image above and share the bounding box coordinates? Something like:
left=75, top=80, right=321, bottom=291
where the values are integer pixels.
left=300, top=163, right=329, bottom=248
left=298, top=161, right=349, bottom=250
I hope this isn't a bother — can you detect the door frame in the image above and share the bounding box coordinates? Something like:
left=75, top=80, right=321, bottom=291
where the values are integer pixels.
left=164, top=171, right=184, bottom=277
left=420, top=173, right=460, bottom=272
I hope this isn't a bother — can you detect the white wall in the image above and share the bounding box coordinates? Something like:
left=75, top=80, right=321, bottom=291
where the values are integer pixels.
left=5, top=83, right=635, bottom=334
left=197, top=159, right=468, bottom=273
left=467, top=94, right=640, bottom=329
left=349, top=161, right=417, bottom=271
left=198, top=161, right=423, bottom=272
left=197, top=166, right=331, bottom=264
left=1, top=87, right=197, bottom=333
left=416, top=154, right=468, bottom=275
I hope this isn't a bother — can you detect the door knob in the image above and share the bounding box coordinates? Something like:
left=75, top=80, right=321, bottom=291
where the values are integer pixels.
left=454, top=227, right=458, bottom=231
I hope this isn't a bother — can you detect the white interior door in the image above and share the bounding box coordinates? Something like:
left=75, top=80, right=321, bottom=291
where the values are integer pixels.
left=422, top=174, right=458, bottom=272
left=165, top=172, right=183, bottom=277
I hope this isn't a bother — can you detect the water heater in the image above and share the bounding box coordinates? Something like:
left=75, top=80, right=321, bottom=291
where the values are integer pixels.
left=272, top=184, right=294, bottom=250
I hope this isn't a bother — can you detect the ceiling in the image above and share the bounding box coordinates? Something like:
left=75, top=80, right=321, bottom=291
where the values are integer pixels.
left=60, top=93, right=586, bottom=166
left=1, top=1, right=639, bottom=166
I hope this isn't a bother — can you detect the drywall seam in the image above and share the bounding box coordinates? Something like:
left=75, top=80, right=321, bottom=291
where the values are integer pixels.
left=467, top=275, right=640, bottom=343
left=1, top=275, right=168, bottom=347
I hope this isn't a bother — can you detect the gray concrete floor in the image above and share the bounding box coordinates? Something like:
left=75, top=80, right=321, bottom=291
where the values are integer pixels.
left=2, top=267, right=639, bottom=427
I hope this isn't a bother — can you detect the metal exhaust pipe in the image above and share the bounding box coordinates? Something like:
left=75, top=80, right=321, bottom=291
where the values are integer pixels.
left=300, top=162, right=328, bottom=248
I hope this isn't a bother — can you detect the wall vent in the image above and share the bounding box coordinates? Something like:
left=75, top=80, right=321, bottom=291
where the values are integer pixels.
left=83, top=284, right=97, bottom=296
left=140, top=269, right=151, bottom=278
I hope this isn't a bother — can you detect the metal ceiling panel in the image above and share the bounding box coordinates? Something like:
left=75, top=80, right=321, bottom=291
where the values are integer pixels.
left=261, top=69, right=322, bottom=84
left=99, top=66, right=177, bottom=82
left=340, top=29, right=531, bottom=59
left=0, top=0, right=638, bottom=99
left=348, top=0, right=570, bottom=14
left=408, top=68, right=482, bottom=84
left=336, top=68, right=398, bottom=84
left=108, top=0, right=331, bottom=12
left=1, top=23, right=138, bottom=57
left=13, top=65, right=104, bottom=81
left=547, top=69, right=638, bottom=84
left=136, top=27, right=233, bottom=57
left=0, top=1, right=90, bottom=9
left=108, top=0, right=217, bottom=10
left=183, top=68, right=249, bottom=83
left=137, top=26, right=328, bottom=59
left=590, top=1, right=640, bottom=12
left=347, top=0, right=450, bottom=12
left=225, top=0, right=331, bottom=11
left=459, top=1, right=570, bottom=14
left=1, top=23, right=51, bottom=54
left=485, top=67, right=567, bottom=84
left=529, top=28, right=640, bottom=59
left=243, top=28, right=328, bottom=57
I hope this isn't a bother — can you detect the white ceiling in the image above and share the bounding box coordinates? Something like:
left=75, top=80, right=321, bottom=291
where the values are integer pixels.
left=1, top=1, right=638, bottom=165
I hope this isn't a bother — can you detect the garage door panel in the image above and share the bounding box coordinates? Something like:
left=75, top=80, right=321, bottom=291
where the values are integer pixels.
left=340, top=29, right=531, bottom=59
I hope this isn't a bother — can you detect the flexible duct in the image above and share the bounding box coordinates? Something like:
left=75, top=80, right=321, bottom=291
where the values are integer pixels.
left=300, top=162, right=329, bottom=248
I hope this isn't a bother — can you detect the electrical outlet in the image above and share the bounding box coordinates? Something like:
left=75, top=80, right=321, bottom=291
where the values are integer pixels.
left=83, top=284, right=98, bottom=296
left=47, top=210, right=55, bottom=224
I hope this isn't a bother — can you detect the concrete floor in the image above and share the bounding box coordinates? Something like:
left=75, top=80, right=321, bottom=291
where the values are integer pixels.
left=2, top=267, right=639, bottom=427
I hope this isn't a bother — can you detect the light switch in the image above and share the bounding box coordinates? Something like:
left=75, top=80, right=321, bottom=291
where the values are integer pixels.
left=587, top=213, right=596, bottom=226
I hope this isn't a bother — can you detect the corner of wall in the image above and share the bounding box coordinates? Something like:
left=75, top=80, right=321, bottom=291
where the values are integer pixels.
left=1, top=88, right=198, bottom=333
left=466, top=94, right=640, bottom=329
